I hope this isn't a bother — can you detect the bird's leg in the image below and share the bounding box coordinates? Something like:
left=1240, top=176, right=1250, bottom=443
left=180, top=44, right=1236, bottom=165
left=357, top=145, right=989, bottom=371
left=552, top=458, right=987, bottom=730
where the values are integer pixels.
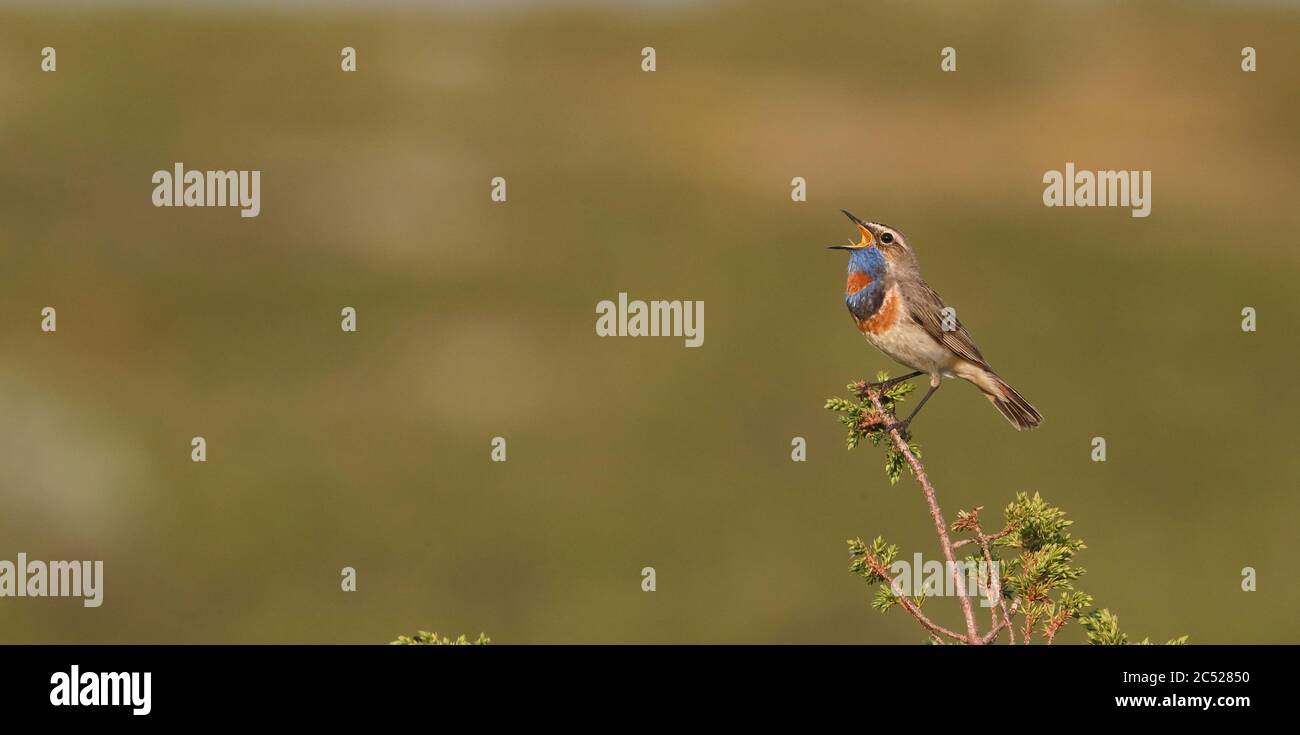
left=887, top=381, right=941, bottom=439
left=864, top=370, right=923, bottom=393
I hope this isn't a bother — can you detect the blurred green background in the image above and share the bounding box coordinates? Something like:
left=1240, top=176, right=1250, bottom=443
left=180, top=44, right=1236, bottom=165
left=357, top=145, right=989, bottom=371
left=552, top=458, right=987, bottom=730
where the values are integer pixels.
left=1, top=0, right=1297, bottom=643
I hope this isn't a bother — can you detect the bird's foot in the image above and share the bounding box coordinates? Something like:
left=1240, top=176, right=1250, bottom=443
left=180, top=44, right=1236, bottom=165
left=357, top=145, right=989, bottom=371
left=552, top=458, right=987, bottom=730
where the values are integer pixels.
left=862, top=376, right=910, bottom=395
left=885, top=419, right=912, bottom=441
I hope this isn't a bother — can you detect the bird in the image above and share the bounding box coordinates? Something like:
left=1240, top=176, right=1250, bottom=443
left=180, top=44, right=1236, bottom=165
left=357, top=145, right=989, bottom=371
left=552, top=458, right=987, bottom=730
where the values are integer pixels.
left=829, top=210, right=1041, bottom=434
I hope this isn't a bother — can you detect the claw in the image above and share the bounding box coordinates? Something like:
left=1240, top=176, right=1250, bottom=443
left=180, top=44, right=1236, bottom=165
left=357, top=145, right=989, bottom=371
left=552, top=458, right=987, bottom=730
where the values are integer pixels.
left=886, top=420, right=911, bottom=440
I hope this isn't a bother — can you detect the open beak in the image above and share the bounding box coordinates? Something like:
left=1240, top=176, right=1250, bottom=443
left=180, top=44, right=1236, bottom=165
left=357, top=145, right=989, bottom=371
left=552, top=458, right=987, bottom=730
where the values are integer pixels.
left=841, top=209, right=870, bottom=228
left=828, top=209, right=874, bottom=249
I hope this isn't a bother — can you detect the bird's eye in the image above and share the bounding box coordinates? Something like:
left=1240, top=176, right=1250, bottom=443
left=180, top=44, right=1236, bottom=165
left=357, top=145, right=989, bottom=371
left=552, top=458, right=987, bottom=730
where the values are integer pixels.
left=880, top=232, right=894, bottom=244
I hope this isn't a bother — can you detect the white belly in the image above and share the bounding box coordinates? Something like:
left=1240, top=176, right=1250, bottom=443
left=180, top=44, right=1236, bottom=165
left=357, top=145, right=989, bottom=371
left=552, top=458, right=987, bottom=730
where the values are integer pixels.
left=863, top=317, right=953, bottom=377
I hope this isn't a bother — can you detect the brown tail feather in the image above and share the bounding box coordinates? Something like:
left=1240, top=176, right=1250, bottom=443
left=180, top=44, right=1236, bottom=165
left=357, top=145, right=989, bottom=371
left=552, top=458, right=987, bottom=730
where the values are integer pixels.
left=984, top=374, right=1042, bottom=431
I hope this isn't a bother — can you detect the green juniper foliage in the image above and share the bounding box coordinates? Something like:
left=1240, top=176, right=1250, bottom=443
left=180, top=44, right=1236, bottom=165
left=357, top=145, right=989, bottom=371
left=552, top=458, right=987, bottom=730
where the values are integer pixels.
left=1079, top=609, right=1190, bottom=646
left=824, top=373, right=921, bottom=484
left=829, top=373, right=1185, bottom=645
left=390, top=631, right=491, bottom=645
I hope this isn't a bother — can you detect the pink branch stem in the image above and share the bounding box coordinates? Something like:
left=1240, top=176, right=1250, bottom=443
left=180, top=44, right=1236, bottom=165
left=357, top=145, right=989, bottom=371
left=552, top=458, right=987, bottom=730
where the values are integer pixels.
left=865, top=387, right=981, bottom=643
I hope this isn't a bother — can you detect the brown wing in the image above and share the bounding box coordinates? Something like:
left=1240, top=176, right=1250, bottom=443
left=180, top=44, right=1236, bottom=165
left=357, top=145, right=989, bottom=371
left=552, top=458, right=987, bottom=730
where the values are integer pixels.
left=900, top=279, right=990, bottom=369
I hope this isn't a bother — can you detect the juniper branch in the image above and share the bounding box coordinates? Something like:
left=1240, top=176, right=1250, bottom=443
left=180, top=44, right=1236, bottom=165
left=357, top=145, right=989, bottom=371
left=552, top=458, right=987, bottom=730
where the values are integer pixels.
left=955, top=507, right=1016, bottom=644
left=857, top=543, right=970, bottom=644
left=952, top=523, right=1013, bottom=549
left=828, top=372, right=1185, bottom=645
left=980, top=598, right=1022, bottom=644
left=861, top=383, right=980, bottom=642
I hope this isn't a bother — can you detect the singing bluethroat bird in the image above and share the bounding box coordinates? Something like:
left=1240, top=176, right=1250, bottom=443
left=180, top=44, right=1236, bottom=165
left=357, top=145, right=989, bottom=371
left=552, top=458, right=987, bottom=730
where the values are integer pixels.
left=830, top=210, right=1042, bottom=433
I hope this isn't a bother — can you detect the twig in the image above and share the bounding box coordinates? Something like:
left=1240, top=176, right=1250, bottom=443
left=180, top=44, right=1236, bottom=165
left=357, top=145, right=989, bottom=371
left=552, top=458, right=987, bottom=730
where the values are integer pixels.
left=861, top=549, right=969, bottom=644
left=952, top=524, right=1012, bottom=549
left=1044, top=608, right=1071, bottom=644
left=955, top=509, right=1017, bottom=645
left=977, top=531, right=1015, bottom=644
left=980, top=598, right=1022, bottom=644
left=1022, top=604, right=1037, bottom=644
left=865, top=387, right=981, bottom=643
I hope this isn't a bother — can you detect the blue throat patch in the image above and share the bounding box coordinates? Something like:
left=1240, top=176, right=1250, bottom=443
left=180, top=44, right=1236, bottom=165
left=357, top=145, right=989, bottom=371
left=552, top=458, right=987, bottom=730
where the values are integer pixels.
left=845, top=248, right=887, bottom=322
